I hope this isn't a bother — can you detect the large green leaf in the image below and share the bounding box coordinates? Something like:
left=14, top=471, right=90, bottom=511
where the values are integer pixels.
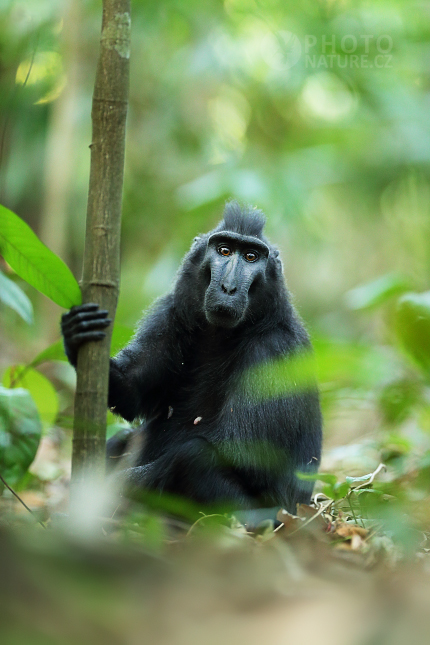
left=0, top=269, right=34, bottom=324
left=0, top=385, right=42, bottom=486
left=396, top=291, right=430, bottom=375
left=241, top=351, right=317, bottom=401
left=3, top=366, right=59, bottom=431
left=0, top=204, right=81, bottom=308
left=345, top=273, right=411, bottom=311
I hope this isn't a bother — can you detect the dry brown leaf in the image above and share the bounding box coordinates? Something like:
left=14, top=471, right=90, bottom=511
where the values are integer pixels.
left=276, top=505, right=330, bottom=545
left=334, top=522, right=368, bottom=540
left=296, top=504, right=318, bottom=519
left=276, top=509, right=304, bottom=535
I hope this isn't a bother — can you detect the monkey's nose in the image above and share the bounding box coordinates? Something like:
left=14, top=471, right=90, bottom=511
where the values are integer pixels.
left=221, top=284, right=237, bottom=295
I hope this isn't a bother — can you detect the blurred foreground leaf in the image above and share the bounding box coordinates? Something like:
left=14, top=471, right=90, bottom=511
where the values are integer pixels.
left=345, top=273, right=411, bottom=311
left=2, top=366, right=58, bottom=430
left=0, top=269, right=34, bottom=323
left=396, top=291, right=430, bottom=374
left=0, top=386, right=41, bottom=486
left=241, top=351, right=317, bottom=401
left=241, top=337, right=393, bottom=402
left=0, top=204, right=81, bottom=308
left=298, top=472, right=338, bottom=486
left=297, top=471, right=349, bottom=500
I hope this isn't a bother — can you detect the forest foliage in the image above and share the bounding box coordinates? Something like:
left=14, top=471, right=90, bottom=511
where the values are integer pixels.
left=1, top=1, right=430, bottom=642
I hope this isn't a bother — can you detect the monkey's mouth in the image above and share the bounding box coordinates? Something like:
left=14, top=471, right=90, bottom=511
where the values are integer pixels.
left=205, top=304, right=244, bottom=328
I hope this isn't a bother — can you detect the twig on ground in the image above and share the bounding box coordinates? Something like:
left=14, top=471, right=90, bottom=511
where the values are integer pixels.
left=0, top=474, right=46, bottom=529
left=286, top=499, right=333, bottom=536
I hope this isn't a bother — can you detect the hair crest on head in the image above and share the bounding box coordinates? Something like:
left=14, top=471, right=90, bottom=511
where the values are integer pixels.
left=215, top=200, right=266, bottom=239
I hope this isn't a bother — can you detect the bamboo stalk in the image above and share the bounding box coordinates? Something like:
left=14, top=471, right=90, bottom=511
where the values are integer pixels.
left=71, top=0, right=130, bottom=491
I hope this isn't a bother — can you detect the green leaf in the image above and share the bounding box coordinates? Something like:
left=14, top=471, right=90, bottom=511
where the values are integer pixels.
left=3, top=366, right=59, bottom=431
left=0, top=269, right=33, bottom=324
left=0, top=385, right=42, bottom=486
left=345, top=273, right=411, bottom=311
left=297, top=472, right=337, bottom=486
left=242, top=350, right=317, bottom=401
left=355, top=488, right=384, bottom=496
left=395, top=291, right=430, bottom=374
left=333, top=481, right=350, bottom=499
left=321, top=484, right=334, bottom=498
left=0, top=204, right=81, bottom=308
left=30, top=341, right=67, bottom=368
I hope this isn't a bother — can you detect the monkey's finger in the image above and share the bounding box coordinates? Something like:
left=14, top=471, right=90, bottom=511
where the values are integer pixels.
left=62, top=309, right=110, bottom=326
left=72, top=303, right=101, bottom=312
left=62, top=303, right=102, bottom=322
left=73, top=331, right=106, bottom=345
left=69, top=319, right=112, bottom=334
left=62, top=310, right=110, bottom=330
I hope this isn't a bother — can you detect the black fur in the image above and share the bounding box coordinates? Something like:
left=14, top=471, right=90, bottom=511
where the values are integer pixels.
left=61, top=202, right=322, bottom=518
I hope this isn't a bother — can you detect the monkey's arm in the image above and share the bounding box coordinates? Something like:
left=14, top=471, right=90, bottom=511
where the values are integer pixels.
left=109, top=297, right=179, bottom=421
left=61, top=296, right=178, bottom=422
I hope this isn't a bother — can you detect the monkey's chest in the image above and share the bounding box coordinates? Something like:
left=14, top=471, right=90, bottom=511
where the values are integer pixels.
left=141, top=375, right=227, bottom=463
left=167, top=364, right=231, bottom=428
left=166, top=337, right=237, bottom=419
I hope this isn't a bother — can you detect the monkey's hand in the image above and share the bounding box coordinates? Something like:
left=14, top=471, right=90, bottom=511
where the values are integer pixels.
left=61, top=303, right=111, bottom=367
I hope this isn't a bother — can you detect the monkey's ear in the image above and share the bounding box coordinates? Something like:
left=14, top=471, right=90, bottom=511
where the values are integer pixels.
left=270, top=248, right=283, bottom=271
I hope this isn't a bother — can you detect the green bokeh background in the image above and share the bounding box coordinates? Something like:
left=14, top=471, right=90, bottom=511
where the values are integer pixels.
left=1, top=0, right=430, bottom=456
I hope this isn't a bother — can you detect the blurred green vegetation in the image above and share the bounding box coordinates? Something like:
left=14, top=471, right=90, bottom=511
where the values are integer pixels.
left=1, top=0, right=430, bottom=544
left=3, top=3, right=430, bottom=641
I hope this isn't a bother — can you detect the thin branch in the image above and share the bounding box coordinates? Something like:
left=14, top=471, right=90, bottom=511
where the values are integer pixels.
left=0, top=474, right=46, bottom=529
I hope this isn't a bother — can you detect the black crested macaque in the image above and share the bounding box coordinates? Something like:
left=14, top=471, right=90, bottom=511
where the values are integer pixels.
left=61, top=202, right=322, bottom=524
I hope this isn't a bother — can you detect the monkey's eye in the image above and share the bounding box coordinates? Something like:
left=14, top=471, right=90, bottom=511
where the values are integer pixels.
left=244, top=251, right=259, bottom=262
left=218, top=245, right=232, bottom=257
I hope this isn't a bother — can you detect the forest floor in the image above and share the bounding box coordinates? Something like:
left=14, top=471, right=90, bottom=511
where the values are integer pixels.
left=2, top=432, right=430, bottom=645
